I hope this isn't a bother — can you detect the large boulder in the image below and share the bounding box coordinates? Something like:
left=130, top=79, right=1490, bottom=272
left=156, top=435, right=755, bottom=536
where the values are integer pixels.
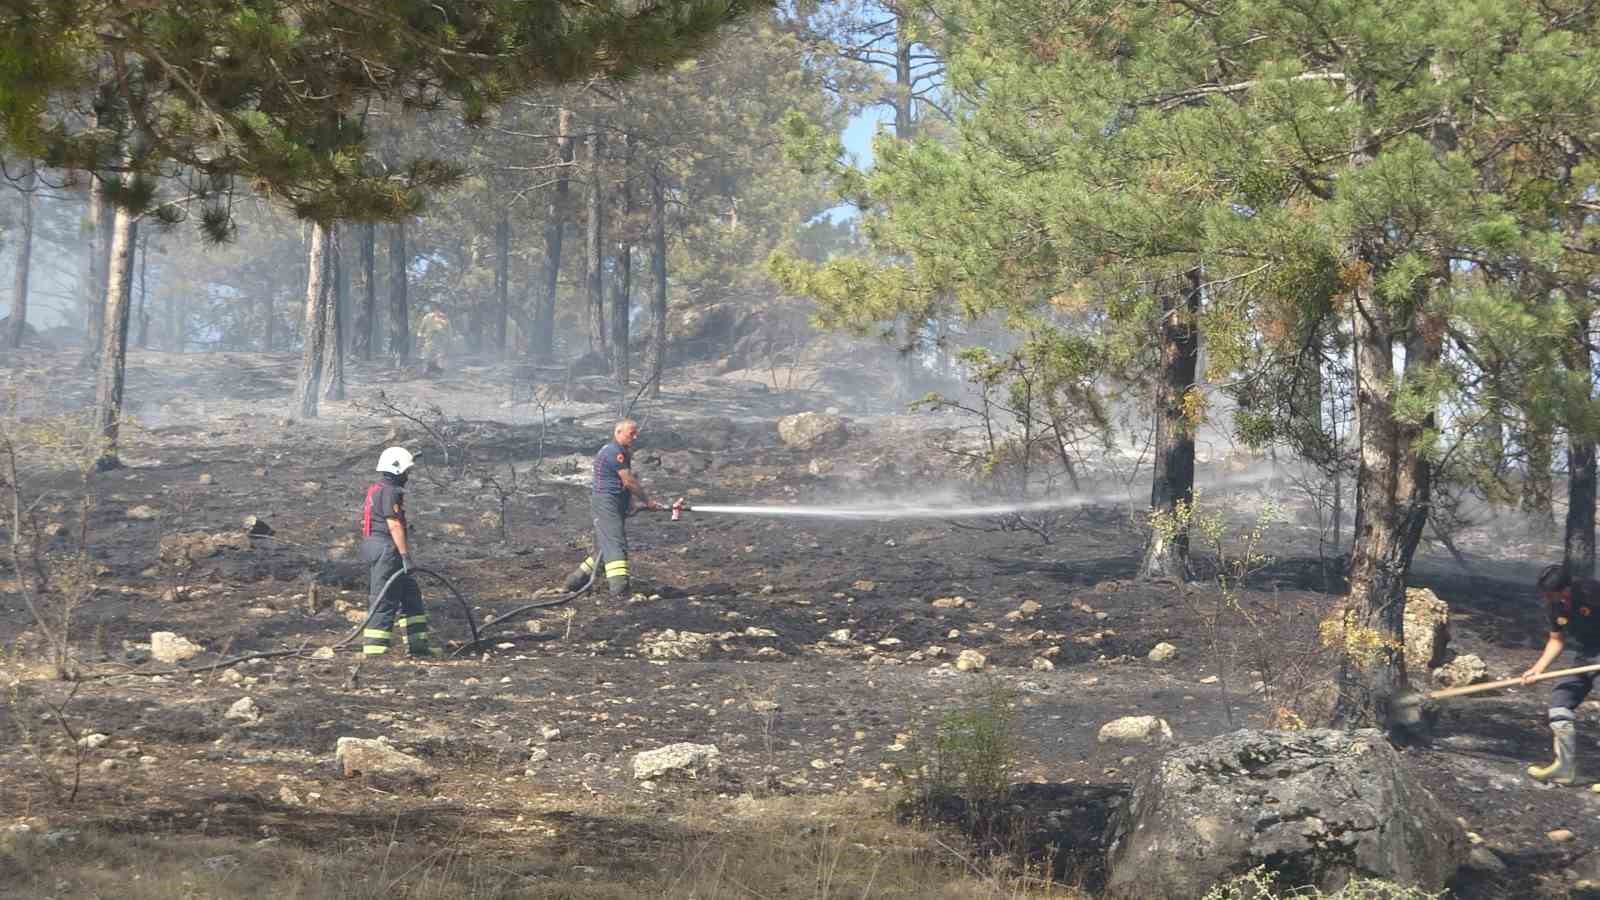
left=777, top=412, right=849, bottom=451
left=1317, top=587, right=1451, bottom=678
left=1105, top=729, right=1467, bottom=899
left=1403, top=588, right=1451, bottom=674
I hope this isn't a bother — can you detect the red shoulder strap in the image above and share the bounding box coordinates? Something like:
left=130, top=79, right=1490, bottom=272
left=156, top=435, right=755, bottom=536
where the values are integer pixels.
left=362, top=483, right=383, bottom=537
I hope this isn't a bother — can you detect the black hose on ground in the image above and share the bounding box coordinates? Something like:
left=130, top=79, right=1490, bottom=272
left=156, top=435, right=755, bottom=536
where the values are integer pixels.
left=89, top=564, right=477, bottom=678
left=448, top=565, right=596, bottom=658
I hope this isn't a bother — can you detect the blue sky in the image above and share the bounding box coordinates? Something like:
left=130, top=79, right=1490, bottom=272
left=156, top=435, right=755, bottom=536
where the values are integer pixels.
left=840, top=106, right=894, bottom=168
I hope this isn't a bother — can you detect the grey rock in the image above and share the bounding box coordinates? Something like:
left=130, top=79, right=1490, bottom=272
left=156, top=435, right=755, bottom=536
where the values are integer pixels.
left=335, top=737, right=434, bottom=777
left=1105, top=729, right=1467, bottom=899
left=632, top=742, right=719, bottom=781
left=639, top=629, right=715, bottom=660
left=150, top=631, right=203, bottom=663
left=1433, top=653, right=1488, bottom=688
left=1097, top=716, right=1173, bottom=745
left=776, top=412, right=849, bottom=450
left=225, top=697, right=261, bottom=725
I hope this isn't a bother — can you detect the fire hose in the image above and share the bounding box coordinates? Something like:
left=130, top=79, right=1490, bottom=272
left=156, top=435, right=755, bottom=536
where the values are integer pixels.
left=91, top=498, right=690, bottom=677
left=449, top=497, right=691, bottom=656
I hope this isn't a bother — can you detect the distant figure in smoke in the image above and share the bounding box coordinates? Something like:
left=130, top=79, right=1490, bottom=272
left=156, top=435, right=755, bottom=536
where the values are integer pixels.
left=1522, top=563, right=1600, bottom=785
left=561, top=419, right=661, bottom=597
left=359, top=447, right=439, bottom=657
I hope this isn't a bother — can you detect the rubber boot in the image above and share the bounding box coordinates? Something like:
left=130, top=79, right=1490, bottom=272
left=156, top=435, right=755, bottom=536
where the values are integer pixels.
left=607, top=575, right=630, bottom=597
left=1529, top=721, right=1579, bottom=784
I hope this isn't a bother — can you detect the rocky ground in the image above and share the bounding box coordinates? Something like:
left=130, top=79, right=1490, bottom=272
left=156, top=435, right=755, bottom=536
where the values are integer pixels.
left=0, top=347, right=1597, bottom=898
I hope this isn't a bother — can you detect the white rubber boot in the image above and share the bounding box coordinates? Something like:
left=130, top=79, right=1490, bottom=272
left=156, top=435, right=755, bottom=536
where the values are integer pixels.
left=1529, top=721, right=1579, bottom=785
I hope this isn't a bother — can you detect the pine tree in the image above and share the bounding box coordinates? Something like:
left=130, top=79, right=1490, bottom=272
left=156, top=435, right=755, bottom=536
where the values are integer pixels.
left=777, top=0, right=1600, bottom=725
left=0, top=0, right=776, bottom=448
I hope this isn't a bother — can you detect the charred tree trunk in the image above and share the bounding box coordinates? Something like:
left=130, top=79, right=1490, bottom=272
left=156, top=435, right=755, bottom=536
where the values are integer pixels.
left=353, top=223, right=376, bottom=359
left=1567, top=311, right=1596, bottom=578
left=294, top=222, right=333, bottom=419
left=893, top=21, right=914, bottom=141
left=7, top=165, right=35, bottom=349
left=1333, top=250, right=1439, bottom=727
left=464, top=236, right=485, bottom=354
left=322, top=225, right=347, bottom=401
left=650, top=169, right=668, bottom=399
left=495, top=208, right=510, bottom=355
left=586, top=130, right=608, bottom=356
left=613, top=134, right=634, bottom=388
left=93, top=204, right=138, bottom=470
left=167, top=279, right=183, bottom=352
left=81, top=181, right=113, bottom=369
left=388, top=220, right=410, bottom=361
left=534, top=107, right=574, bottom=360
left=1139, top=268, right=1202, bottom=580
left=135, top=231, right=150, bottom=349
left=262, top=291, right=275, bottom=352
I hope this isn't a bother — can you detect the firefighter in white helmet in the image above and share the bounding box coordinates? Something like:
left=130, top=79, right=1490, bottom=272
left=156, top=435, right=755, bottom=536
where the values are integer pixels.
left=358, top=447, right=438, bottom=657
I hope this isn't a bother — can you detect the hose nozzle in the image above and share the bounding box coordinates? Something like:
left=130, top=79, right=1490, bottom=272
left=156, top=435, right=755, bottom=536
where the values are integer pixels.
left=671, top=497, right=688, bottom=521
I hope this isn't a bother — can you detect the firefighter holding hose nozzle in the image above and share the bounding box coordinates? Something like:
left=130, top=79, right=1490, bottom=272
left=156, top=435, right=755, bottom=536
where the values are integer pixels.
left=359, top=447, right=441, bottom=658
left=561, top=419, right=662, bottom=597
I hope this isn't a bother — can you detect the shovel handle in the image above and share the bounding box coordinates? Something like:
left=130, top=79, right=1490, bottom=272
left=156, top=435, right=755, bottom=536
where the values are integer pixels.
left=1425, top=661, right=1600, bottom=702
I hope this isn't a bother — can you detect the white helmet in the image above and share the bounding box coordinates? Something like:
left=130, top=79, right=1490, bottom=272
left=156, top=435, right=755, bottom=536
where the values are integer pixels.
left=376, top=447, right=416, bottom=475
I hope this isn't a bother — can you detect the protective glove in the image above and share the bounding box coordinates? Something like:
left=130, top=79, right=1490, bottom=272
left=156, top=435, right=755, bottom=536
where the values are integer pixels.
left=400, top=554, right=412, bottom=574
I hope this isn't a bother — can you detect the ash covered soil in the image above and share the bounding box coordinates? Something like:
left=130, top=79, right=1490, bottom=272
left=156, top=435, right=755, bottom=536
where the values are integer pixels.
left=0, top=348, right=1591, bottom=897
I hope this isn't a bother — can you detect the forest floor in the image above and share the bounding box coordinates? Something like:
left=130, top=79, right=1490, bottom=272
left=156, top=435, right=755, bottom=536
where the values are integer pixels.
left=0, top=347, right=1593, bottom=898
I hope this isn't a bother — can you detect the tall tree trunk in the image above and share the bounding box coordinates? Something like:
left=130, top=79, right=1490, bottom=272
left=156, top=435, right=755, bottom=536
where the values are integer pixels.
left=586, top=130, right=608, bottom=355
left=1139, top=268, right=1201, bottom=580
left=650, top=169, right=668, bottom=399
left=893, top=19, right=914, bottom=141
left=613, top=134, right=635, bottom=387
left=93, top=204, right=138, bottom=471
left=81, top=181, right=113, bottom=368
left=262, top=290, right=275, bottom=352
left=322, top=225, right=347, bottom=401
left=167, top=276, right=183, bottom=352
left=534, top=107, right=574, bottom=360
left=389, top=220, right=410, bottom=361
left=352, top=223, right=376, bottom=359
left=7, top=165, right=35, bottom=349
left=1567, top=311, right=1596, bottom=578
left=495, top=208, right=510, bottom=355
left=456, top=236, right=479, bottom=354
left=135, top=231, right=150, bottom=349
left=294, top=222, right=333, bottom=419
left=1334, top=250, right=1439, bottom=727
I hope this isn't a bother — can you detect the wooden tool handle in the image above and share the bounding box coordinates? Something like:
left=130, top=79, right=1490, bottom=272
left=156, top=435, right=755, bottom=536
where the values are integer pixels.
left=1425, top=661, right=1600, bottom=701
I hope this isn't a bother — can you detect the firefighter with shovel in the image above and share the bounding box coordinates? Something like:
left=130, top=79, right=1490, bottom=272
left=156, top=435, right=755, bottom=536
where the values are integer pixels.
left=1393, top=565, right=1600, bottom=787
left=1520, top=564, right=1600, bottom=785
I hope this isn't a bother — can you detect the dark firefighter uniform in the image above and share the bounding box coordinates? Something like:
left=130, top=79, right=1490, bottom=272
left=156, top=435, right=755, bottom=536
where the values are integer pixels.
left=564, top=439, right=635, bottom=596
left=1527, top=564, right=1600, bottom=784
left=1546, top=580, right=1600, bottom=718
left=358, top=474, right=433, bottom=656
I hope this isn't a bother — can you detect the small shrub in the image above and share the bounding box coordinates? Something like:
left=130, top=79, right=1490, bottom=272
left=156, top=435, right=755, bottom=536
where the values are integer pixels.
left=1202, top=867, right=1445, bottom=900
left=901, top=679, right=1020, bottom=825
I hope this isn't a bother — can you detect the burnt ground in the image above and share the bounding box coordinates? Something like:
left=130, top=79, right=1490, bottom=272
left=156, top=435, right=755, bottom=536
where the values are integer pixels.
left=0, top=347, right=1594, bottom=897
